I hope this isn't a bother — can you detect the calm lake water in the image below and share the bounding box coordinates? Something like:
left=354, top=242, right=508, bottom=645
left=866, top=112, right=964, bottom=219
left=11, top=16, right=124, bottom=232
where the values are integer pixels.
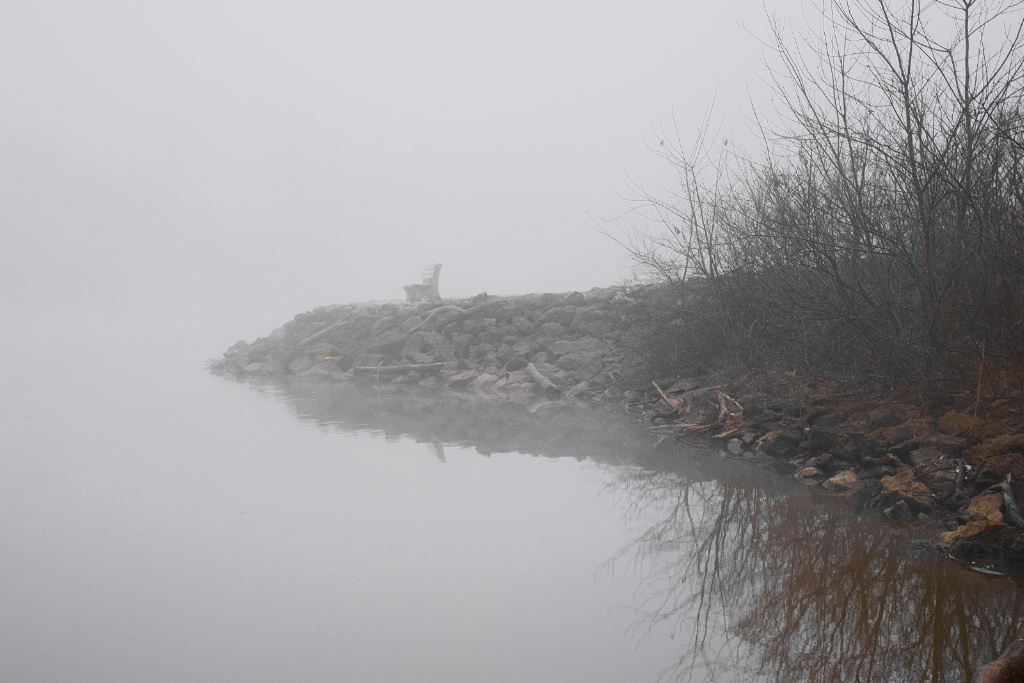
left=1, top=311, right=1021, bottom=682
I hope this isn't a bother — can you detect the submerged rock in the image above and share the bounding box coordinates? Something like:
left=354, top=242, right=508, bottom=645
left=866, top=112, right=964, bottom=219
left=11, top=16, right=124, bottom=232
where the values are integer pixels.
left=883, top=499, right=914, bottom=522
left=796, top=466, right=825, bottom=484
left=822, top=469, right=863, bottom=493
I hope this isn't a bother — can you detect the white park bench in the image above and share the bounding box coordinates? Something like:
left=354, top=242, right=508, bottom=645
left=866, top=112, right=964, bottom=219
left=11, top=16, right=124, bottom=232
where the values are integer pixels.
left=404, top=264, right=442, bottom=302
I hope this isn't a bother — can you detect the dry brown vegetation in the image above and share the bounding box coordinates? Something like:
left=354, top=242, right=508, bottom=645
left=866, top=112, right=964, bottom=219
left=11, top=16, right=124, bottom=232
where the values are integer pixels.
left=614, top=0, right=1024, bottom=406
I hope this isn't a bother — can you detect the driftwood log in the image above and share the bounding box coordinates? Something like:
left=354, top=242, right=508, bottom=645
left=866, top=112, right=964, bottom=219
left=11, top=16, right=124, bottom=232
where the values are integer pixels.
left=407, top=298, right=507, bottom=333
left=652, top=381, right=683, bottom=411
left=298, top=320, right=345, bottom=347
left=717, top=391, right=743, bottom=422
left=526, top=363, right=561, bottom=399
left=352, top=362, right=446, bottom=375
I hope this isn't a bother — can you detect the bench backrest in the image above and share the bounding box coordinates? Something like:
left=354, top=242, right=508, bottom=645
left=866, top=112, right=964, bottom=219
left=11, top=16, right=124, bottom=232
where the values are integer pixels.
left=422, top=263, right=441, bottom=286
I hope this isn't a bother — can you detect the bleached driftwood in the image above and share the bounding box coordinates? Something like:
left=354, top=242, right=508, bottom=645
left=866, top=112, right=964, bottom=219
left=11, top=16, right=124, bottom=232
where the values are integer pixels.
left=352, top=362, right=446, bottom=375
left=526, top=363, right=561, bottom=398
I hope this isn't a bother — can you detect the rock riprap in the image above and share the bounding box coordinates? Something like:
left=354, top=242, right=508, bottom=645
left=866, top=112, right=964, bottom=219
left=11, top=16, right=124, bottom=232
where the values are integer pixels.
left=212, top=285, right=1024, bottom=565
left=209, top=288, right=632, bottom=402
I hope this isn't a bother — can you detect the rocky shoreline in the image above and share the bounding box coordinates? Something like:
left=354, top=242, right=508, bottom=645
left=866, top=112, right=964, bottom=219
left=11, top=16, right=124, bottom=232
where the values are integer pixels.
left=210, top=286, right=1024, bottom=567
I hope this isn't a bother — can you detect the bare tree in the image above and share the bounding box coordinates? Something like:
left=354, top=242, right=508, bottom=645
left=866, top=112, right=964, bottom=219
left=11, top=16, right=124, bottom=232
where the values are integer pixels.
left=616, top=0, right=1024, bottom=386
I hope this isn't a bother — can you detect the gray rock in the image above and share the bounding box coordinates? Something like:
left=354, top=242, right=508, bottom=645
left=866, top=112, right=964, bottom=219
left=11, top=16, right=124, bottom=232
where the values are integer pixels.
left=400, top=316, right=423, bottom=332
left=565, top=291, right=585, bottom=304
left=548, top=337, right=608, bottom=356
left=471, top=343, right=496, bottom=360
left=512, top=317, right=535, bottom=336
left=400, top=331, right=428, bottom=358
left=369, top=315, right=397, bottom=335
left=538, top=322, right=564, bottom=337
left=572, top=357, right=604, bottom=381
left=512, top=338, right=540, bottom=356
left=471, top=373, right=499, bottom=390
left=475, top=328, right=502, bottom=346
left=452, top=333, right=474, bottom=358
left=504, top=354, right=529, bottom=371
left=582, top=321, right=613, bottom=336
left=296, top=363, right=350, bottom=381
left=445, top=369, right=479, bottom=386
left=539, top=306, right=565, bottom=323
left=910, top=446, right=947, bottom=468
left=365, top=329, right=408, bottom=356
left=227, top=339, right=249, bottom=354
left=805, top=452, right=834, bottom=469
left=289, top=355, right=317, bottom=374
left=556, top=353, right=587, bottom=371
left=495, top=344, right=514, bottom=365
left=883, top=500, right=914, bottom=522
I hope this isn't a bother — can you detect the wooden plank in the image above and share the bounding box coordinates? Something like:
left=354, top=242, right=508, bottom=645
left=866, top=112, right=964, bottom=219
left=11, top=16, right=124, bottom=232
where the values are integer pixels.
left=352, top=362, right=446, bottom=375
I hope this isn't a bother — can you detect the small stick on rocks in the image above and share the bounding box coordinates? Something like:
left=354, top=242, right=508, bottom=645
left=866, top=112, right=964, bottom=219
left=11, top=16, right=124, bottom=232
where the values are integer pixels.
left=652, top=381, right=684, bottom=412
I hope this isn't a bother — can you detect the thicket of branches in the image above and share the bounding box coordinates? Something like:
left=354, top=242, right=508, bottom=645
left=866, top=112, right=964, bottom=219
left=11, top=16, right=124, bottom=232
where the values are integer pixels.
left=617, top=0, right=1024, bottom=388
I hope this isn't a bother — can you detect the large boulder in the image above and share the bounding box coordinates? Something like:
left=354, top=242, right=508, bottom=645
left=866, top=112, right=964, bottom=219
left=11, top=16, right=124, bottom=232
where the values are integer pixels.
left=939, top=492, right=1010, bottom=554
left=937, top=411, right=1011, bottom=441
left=870, top=468, right=934, bottom=514
left=547, top=337, right=609, bottom=356
left=364, top=329, right=408, bottom=357
left=822, top=469, right=864, bottom=493
left=966, top=434, right=1024, bottom=460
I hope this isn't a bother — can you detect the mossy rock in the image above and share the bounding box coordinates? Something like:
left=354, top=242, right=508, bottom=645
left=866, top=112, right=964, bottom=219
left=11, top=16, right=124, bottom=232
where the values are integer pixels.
left=871, top=468, right=934, bottom=514
left=940, top=520, right=1003, bottom=544
left=868, top=419, right=932, bottom=447
left=965, top=433, right=1024, bottom=460
left=937, top=411, right=1010, bottom=441
left=966, top=492, right=1006, bottom=525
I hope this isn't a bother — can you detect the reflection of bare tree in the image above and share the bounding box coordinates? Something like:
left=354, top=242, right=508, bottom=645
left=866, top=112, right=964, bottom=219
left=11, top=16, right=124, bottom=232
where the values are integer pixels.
left=606, top=467, right=1024, bottom=683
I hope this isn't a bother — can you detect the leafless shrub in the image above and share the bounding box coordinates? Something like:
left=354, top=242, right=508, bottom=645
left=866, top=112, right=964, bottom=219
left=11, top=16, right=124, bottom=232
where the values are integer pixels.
left=615, top=0, right=1024, bottom=385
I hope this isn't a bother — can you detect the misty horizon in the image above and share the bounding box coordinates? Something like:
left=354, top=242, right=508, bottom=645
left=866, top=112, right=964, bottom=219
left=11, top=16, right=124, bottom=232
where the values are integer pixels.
left=1, top=0, right=803, bottom=333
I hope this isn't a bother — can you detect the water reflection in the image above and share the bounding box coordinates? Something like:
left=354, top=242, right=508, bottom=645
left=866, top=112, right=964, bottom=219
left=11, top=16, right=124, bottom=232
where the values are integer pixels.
left=609, top=467, right=1024, bottom=683
left=261, top=379, right=1024, bottom=683
left=250, top=379, right=709, bottom=472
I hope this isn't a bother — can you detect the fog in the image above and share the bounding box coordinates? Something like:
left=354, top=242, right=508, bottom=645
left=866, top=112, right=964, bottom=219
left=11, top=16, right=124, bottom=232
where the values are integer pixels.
left=1, top=0, right=802, bottom=340
left=9, top=6, right=1023, bottom=681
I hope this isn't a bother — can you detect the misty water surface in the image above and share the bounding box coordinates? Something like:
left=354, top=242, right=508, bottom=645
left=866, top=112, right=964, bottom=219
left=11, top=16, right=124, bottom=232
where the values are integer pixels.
left=0, top=314, right=1020, bottom=682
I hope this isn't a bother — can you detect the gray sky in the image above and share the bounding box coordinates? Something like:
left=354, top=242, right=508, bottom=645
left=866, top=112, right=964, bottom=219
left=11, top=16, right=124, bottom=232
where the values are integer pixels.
left=0, top=0, right=802, bottom=326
